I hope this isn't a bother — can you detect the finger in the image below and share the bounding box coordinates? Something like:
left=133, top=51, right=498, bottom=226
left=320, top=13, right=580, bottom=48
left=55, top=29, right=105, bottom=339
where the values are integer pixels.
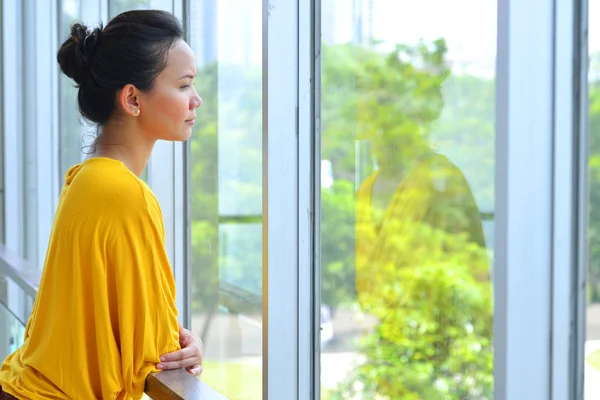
left=156, top=360, right=178, bottom=370
left=157, top=359, right=193, bottom=370
left=160, top=347, right=194, bottom=362
left=157, top=350, right=202, bottom=370
left=187, top=365, right=203, bottom=376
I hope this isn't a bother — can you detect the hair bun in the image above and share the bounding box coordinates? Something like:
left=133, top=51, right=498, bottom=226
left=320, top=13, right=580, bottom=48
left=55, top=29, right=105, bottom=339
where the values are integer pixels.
left=57, top=23, right=102, bottom=86
left=55, top=10, right=183, bottom=126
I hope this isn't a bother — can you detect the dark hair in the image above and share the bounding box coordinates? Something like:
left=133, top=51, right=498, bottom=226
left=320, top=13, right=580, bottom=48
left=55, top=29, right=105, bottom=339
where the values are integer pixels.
left=57, top=10, right=183, bottom=126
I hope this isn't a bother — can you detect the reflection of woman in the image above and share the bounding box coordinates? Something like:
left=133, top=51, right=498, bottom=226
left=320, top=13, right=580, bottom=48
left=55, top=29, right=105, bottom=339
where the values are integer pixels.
left=0, top=11, right=203, bottom=399
left=354, top=44, right=490, bottom=308
left=353, top=44, right=493, bottom=394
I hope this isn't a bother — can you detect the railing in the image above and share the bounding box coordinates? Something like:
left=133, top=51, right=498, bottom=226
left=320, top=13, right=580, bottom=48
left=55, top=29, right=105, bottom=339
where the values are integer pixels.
left=0, top=245, right=226, bottom=400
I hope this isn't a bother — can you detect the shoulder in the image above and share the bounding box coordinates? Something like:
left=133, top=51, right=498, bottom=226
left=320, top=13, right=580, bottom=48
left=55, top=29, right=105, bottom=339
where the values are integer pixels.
left=421, top=153, right=476, bottom=201
left=422, top=153, right=467, bottom=181
left=423, top=153, right=459, bottom=172
left=65, top=158, right=158, bottom=220
left=356, top=171, right=379, bottom=197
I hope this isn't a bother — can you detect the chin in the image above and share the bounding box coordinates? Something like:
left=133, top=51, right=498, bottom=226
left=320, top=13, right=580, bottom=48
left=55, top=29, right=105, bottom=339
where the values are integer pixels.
left=179, top=128, right=194, bottom=141
left=163, top=129, right=193, bottom=142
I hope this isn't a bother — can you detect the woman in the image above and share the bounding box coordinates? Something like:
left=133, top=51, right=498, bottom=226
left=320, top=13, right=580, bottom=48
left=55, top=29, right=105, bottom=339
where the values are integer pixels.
left=0, top=10, right=203, bottom=400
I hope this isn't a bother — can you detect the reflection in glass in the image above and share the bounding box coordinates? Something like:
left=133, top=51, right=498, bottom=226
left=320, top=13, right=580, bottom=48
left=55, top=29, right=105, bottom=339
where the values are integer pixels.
left=188, top=0, right=263, bottom=398
left=320, top=1, right=496, bottom=398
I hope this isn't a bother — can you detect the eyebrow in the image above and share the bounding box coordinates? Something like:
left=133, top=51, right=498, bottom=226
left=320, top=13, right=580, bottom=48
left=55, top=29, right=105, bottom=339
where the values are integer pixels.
left=179, top=74, right=196, bottom=80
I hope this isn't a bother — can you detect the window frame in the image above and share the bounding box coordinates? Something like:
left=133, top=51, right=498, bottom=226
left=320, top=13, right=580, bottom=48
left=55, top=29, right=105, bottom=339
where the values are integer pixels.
left=261, top=0, right=302, bottom=397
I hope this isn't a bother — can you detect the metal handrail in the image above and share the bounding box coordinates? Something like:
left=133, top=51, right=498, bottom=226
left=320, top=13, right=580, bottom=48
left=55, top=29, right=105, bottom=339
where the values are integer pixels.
left=0, top=244, right=227, bottom=400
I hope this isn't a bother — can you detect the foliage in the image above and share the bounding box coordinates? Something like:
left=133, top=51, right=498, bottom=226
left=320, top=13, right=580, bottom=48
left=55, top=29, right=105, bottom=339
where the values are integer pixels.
left=320, top=179, right=357, bottom=307
left=332, top=226, right=493, bottom=399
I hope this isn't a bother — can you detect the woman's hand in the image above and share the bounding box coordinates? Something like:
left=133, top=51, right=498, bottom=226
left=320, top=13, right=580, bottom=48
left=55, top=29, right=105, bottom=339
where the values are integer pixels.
left=157, top=323, right=204, bottom=375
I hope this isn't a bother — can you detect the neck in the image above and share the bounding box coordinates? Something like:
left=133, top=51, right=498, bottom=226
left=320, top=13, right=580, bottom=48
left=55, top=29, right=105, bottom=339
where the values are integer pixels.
left=378, top=147, right=433, bottom=179
left=92, top=120, right=155, bottom=177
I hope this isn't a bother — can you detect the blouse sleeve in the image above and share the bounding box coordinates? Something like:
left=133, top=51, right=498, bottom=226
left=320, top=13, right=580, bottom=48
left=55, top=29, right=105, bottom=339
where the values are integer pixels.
left=105, top=191, right=181, bottom=399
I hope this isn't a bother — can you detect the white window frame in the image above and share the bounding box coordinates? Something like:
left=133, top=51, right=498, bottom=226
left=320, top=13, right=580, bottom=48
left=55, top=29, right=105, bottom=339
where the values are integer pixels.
left=553, top=0, right=587, bottom=398
left=262, top=0, right=300, bottom=397
left=574, top=0, right=590, bottom=397
left=2, top=0, right=27, bottom=321
left=495, top=0, right=586, bottom=398
left=0, top=0, right=4, bottom=245
left=495, top=0, right=554, bottom=396
left=299, top=0, right=319, bottom=399
left=3, top=0, right=24, bottom=259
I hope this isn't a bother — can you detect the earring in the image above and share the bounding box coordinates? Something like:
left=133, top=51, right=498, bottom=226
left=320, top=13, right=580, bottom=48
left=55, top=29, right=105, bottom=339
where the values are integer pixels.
left=135, top=108, right=140, bottom=116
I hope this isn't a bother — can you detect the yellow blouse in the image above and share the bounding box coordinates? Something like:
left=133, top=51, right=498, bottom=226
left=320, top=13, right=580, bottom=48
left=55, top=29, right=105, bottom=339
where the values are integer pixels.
left=0, top=157, right=180, bottom=400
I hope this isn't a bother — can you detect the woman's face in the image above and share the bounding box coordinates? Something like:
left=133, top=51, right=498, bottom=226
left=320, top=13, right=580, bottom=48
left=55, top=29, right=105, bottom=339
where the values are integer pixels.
left=138, top=39, right=202, bottom=142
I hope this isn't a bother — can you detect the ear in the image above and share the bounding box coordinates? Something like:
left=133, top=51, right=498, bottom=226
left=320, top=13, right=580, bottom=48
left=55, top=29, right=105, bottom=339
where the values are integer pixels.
left=117, top=84, right=141, bottom=117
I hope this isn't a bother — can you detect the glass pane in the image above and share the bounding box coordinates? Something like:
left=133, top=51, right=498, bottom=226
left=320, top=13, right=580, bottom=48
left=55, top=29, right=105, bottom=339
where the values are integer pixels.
left=0, top=275, right=34, bottom=331
left=319, top=1, right=496, bottom=398
left=586, top=1, right=600, bottom=397
left=58, top=0, right=84, bottom=181
left=0, top=298, right=25, bottom=363
left=188, top=1, right=263, bottom=399
left=109, top=0, right=149, bottom=16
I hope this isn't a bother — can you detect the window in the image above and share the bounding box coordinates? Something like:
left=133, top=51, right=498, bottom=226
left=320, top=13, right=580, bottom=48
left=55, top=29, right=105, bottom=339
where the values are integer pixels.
left=319, top=1, right=496, bottom=398
left=188, top=0, right=263, bottom=398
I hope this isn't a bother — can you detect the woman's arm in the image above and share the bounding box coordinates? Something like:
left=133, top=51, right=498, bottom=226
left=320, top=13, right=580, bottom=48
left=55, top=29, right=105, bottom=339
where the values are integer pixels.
left=106, top=197, right=181, bottom=398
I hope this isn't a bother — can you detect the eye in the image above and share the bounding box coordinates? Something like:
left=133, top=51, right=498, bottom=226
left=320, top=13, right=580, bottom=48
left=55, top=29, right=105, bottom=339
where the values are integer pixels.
left=181, top=84, right=190, bottom=90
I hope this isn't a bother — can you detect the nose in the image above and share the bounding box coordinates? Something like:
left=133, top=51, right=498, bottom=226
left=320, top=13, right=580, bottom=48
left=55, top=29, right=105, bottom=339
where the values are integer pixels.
left=191, top=88, right=202, bottom=109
